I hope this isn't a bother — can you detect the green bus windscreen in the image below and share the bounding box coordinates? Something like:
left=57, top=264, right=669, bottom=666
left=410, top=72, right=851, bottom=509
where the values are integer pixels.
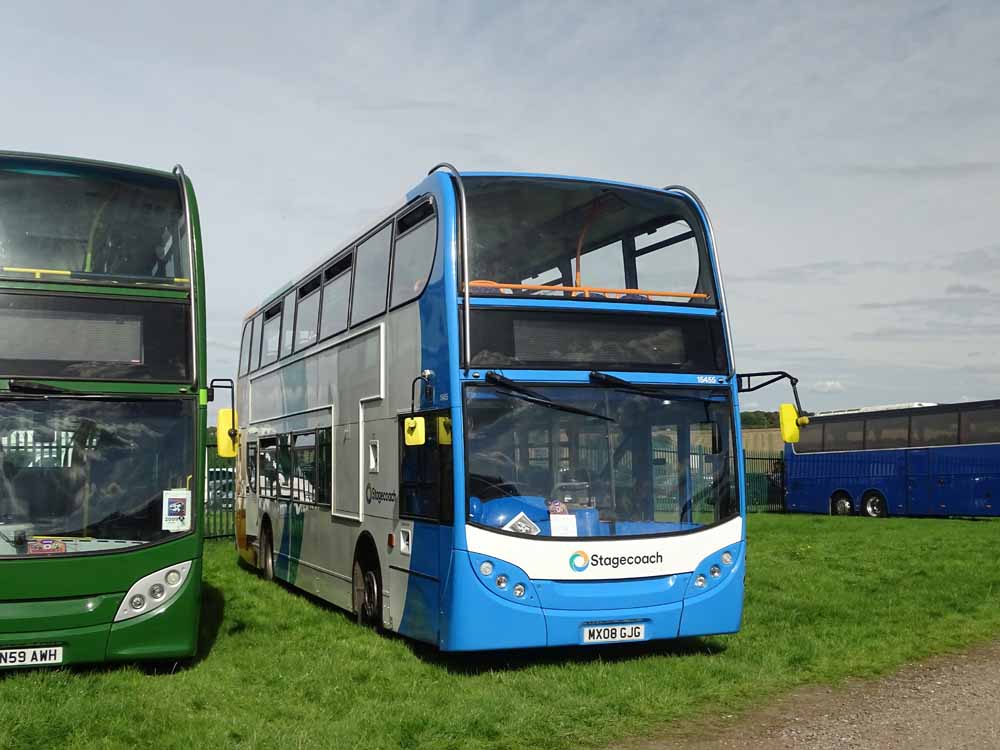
left=0, top=158, right=189, bottom=286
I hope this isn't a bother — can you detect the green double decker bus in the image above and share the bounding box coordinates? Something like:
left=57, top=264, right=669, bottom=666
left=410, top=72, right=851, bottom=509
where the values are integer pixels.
left=0, top=152, right=207, bottom=669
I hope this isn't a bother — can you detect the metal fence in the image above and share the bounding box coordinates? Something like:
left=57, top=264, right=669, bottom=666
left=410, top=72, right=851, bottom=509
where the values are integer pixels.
left=743, top=450, right=785, bottom=513
left=204, top=441, right=236, bottom=539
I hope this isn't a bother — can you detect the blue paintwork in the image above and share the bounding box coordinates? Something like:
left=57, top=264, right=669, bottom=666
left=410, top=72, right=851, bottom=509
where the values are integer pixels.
left=390, top=170, right=748, bottom=650
left=395, top=521, right=444, bottom=643
left=678, top=543, right=745, bottom=637
left=785, top=443, right=1000, bottom=517
left=532, top=573, right=690, bottom=610
left=467, top=552, right=541, bottom=607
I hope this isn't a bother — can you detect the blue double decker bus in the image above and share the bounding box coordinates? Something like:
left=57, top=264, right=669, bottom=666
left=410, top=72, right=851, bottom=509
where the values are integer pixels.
left=229, top=166, right=749, bottom=649
left=784, top=399, right=1000, bottom=517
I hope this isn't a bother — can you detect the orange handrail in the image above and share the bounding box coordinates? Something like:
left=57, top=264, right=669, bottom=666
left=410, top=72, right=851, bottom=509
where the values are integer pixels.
left=465, top=280, right=708, bottom=300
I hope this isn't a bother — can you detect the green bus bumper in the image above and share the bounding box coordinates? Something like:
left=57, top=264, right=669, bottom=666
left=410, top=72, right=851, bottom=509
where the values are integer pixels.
left=0, top=558, right=201, bottom=668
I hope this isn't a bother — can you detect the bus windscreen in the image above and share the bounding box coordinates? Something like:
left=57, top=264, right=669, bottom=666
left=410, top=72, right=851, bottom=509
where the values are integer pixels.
left=0, top=397, right=195, bottom=557
left=0, top=158, right=189, bottom=286
left=463, top=176, right=716, bottom=305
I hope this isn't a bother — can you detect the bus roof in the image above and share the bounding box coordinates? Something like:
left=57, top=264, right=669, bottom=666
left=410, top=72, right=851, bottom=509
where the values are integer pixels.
left=810, top=398, right=1000, bottom=422
left=0, top=150, right=177, bottom=180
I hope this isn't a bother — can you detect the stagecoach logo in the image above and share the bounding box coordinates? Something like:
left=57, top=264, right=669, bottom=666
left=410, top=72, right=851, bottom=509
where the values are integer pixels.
left=568, top=549, right=664, bottom=573
left=365, top=484, right=397, bottom=505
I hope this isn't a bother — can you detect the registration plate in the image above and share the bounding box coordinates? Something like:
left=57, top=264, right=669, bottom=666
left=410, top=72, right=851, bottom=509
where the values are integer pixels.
left=582, top=623, right=646, bottom=644
left=0, top=646, right=64, bottom=669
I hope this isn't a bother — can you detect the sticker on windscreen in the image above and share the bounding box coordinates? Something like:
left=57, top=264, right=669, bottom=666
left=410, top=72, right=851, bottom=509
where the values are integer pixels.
left=162, top=490, right=192, bottom=532
left=27, top=538, right=67, bottom=555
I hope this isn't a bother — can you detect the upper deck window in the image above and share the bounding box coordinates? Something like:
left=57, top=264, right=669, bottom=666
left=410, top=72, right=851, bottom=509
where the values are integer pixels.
left=463, top=176, right=716, bottom=306
left=350, top=225, right=391, bottom=325
left=0, top=157, right=189, bottom=287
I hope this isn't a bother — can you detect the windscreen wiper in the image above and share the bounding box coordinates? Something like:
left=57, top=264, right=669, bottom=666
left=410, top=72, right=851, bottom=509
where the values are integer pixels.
left=589, top=371, right=723, bottom=401
left=485, top=372, right=615, bottom=422
left=7, top=379, right=77, bottom=396
left=589, top=371, right=721, bottom=418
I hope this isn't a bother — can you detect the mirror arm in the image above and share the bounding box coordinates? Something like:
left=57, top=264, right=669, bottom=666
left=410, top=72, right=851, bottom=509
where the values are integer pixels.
left=210, top=378, right=238, bottom=440
left=737, top=371, right=810, bottom=416
left=410, top=370, right=434, bottom=414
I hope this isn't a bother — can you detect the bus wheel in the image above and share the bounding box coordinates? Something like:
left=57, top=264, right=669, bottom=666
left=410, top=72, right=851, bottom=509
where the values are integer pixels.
left=831, top=492, right=853, bottom=516
left=353, top=558, right=381, bottom=629
left=863, top=492, right=888, bottom=518
left=259, top=524, right=275, bottom=581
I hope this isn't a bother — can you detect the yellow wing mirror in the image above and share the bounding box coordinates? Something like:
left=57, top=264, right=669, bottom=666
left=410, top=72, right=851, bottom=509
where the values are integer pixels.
left=779, top=403, right=809, bottom=444
left=404, top=416, right=426, bottom=446
left=216, top=408, right=239, bottom=458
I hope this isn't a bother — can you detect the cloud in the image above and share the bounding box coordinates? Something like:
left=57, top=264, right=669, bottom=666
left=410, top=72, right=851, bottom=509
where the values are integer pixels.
left=943, top=245, right=1000, bottom=274
left=946, top=283, right=990, bottom=295
left=812, top=380, right=846, bottom=394
left=837, top=161, right=1000, bottom=179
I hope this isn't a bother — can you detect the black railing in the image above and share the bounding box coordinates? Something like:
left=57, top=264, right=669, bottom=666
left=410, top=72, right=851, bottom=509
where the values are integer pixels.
left=204, top=441, right=236, bottom=539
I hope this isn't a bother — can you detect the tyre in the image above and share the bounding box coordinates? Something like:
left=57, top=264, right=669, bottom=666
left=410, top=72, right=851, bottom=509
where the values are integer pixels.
left=259, top=524, right=275, bottom=581
left=863, top=492, right=888, bottom=518
left=352, top=556, right=381, bottom=629
left=831, top=492, right=853, bottom=516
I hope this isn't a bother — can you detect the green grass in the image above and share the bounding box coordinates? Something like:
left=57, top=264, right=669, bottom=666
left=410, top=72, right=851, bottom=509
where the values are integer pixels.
left=2, top=515, right=1000, bottom=750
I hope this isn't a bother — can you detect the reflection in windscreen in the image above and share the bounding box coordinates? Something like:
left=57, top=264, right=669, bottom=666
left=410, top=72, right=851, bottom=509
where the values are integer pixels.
left=464, top=385, right=738, bottom=538
left=0, top=159, right=188, bottom=285
left=0, top=398, right=194, bottom=557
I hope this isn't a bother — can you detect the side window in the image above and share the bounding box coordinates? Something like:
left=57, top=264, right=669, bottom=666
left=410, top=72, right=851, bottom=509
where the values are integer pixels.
left=634, top=220, right=700, bottom=297
left=399, top=411, right=453, bottom=522
left=824, top=420, right=864, bottom=451
left=260, top=305, right=282, bottom=366
left=796, top=422, right=824, bottom=453
left=320, top=255, right=352, bottom=339
left=911, top=412, right=958, bottom=447
left=246, top=441, right=258, bottom=492
left=279, top=291, right=296, bottom=359
left=315, top=428, right=332, bottom=506
left=391, top=202, right=437, bottom=308
left=238, top=319, right=253, bottom=376
left=259, top=438, right=278, bottom=496
left=960, top=408, right=1000, bottom=445
left=350, top=224, right=392, bottom=325
left=249, top=313, right=263, bottom=371
left=292, top=433, right=316, bottom=503
left=295, top=276, right=322, bottom=351
left=584, top=241, right=626, bottom=289
left=865, top=416, right=909, bottom=449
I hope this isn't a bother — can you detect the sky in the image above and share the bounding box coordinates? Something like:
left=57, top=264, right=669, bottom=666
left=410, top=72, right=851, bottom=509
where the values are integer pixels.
left=3, top=0, right=998, bottom=413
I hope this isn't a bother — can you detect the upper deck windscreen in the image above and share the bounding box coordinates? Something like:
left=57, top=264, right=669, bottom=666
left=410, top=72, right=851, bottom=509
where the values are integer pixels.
left=0, top=158, right=189, bottom=287
left=464, top=176, right=717, bottom=306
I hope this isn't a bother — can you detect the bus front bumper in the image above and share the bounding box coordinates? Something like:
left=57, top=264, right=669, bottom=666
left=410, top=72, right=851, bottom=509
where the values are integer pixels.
left=439, top=547, right=745, bottom=651
left=0, top=558, right=201, bottom=669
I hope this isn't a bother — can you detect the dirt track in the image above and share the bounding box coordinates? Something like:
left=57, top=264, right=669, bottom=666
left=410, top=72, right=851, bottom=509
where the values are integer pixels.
left=629, top=641, right=1000, bottom=750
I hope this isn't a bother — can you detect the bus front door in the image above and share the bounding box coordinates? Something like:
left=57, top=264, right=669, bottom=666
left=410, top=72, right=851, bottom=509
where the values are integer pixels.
left=392, top=411, right=453, bottom=645
left=906, top=449, right=932, bottom=516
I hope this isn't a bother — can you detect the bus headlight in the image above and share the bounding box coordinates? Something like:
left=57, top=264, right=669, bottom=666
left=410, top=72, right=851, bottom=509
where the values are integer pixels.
left=513, top=583, right=526, bottom=598
left=116, top=561, right=193, bottom=622
left=721, top=551, right=733, bottom=566
left=694, top=574, right=706, bottom=588
left=710, top=565, right=721, bottom=579
left=495, top=574, right=509, bottom=589
left=479, top=561, right=494, bottom=577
